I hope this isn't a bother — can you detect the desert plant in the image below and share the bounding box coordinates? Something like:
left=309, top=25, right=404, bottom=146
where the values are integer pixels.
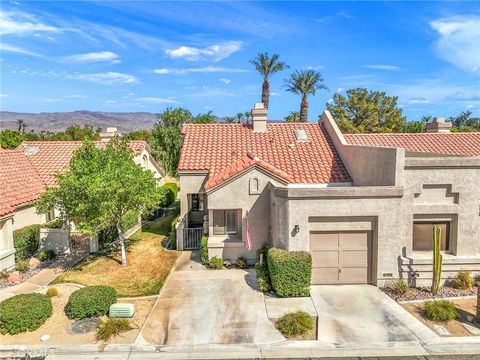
left=451, top=271, right=474, bottom=290
left=390, top=278, right=409, bottom=295
left=431, top=225, right=443, bottom=295
left=255, top=262, right=272, bottom=292
left=236, top=257, right=248, bottom=269
left=95, top=318, right=133, bottom=342
left=65, top=285, right=117, bottom=320
left=268, top=248, right=312, bottom=297
left=46, top=288, right=58, bottom=297
left=424, top=300, right=458, bottom=322
left=15, top=259, right=29, bottom=273
left=200, top=236, right=209, bottom=265
left=208, top=256, right=224, bottom=269
left=275, top=311, right=313, bottom=337
left=0, top=293, right=52, bottom=334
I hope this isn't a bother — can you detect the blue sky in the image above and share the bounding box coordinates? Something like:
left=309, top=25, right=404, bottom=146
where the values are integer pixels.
left=0, top=1, right=479, bottom=121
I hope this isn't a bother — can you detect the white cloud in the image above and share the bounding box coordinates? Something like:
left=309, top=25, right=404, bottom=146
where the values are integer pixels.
left=0, top=93, right=7, bottom=97
left=365, top=65, right=402, bottom=71
left=135, top=97, right=179, bottom=104
left=62, top=51, right=120, bottom=64
left=68, top=72, right=138, bottom=85
left=105, top=100, right=116, bottom=104
left=336, top=87, right=345, bottom=93
left=0, top=43, right=44, bottom=58
left=305, top=65, right=325, bottom=70
left=165, top=41, right=242, bottom=62
left=467, top=104, right=474, bottom=109
left=0, top=11, right=59, bottom=35
left=46, top=98, right=60, bottom=102
left=154, top=66, right=248, bottom=75
left=218, top=78, right=231, bottom=84
left=270, top=92, right=281, bottom=96
left=327, top=98, right=334, bottom=104
left=407, top=97, right=430, bottom=104
left=445, top=92, right=480, bottom=101
left=66, top=94, right=87, bottom=99
left=430, top=15, right=480, bottom=73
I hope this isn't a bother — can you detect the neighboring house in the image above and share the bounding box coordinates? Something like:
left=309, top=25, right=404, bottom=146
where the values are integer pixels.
left=0, top=130, right=165, bottom=270
left=177, top=103, right=480, bottom=287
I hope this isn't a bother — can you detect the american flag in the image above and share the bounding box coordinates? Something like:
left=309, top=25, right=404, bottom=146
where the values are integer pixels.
left=246, top=218, right=253, bottom=251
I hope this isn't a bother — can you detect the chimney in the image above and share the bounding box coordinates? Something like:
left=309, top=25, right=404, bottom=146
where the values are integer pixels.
left=251, top=103, right=267, bottom=133
left=425, top=117, right=452, bottom=133
left=100, top=127, right=122, bottom=141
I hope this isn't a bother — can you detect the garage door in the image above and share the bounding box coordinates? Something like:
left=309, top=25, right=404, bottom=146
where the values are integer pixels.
left=310, top=232, right=371, bottom=284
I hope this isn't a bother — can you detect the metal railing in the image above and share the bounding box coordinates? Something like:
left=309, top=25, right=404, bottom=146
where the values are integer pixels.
left=183, top=227, right=203, bottom=250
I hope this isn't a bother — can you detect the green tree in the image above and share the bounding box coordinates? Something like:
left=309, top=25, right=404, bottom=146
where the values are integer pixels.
left=36, top=138, right=162, bottom=266
left=150, top=107, right=193, bottom=176
left=16, top=119, right=25, bottom=133
left=244, top=111, right=252, bottom=125
left=449, top=111, right=480, bottom=131
left=224, top=116, right=236, bottom=124
left=236, top=112, right=244, bottom=124
left=124, top=130, right=151, bottom=141
left=51, top=125, right=100, bottom=141
left=403, top=115, right=431, bottom=133
left=285, top=70, right=327, bottom=122
left=250, top=53, right=289, bottom=109
left=194, top=111, right=216, bottom=124
left=326, top=88, right=406, bottom=133
left=284, top=111, right=300, bottom=123
left=0, top=129, right=25, bottom=149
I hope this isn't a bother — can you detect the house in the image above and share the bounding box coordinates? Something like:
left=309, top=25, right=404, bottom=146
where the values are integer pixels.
left=0, top=132, right=165, bottom=270
left=177, top=103, right=480, bottom=287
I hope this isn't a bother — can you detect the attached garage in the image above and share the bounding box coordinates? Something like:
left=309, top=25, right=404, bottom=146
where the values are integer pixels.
left=310, top=231, right=372, bottom=284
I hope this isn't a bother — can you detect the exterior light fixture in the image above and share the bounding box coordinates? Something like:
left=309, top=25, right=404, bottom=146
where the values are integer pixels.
left=294, top=225, right=300, bottom=233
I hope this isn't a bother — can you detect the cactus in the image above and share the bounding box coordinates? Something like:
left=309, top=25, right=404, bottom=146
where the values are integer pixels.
left=431, top=225, right=443, bottom=295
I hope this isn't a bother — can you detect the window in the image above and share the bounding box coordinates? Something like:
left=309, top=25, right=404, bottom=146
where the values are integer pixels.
left=191, top=194, right=204, bottom=212
left=213, top=210, right=239, bottom=235
left=413, top=222, right=450, bottom=252
left=46, top=208, right=55, bottom=222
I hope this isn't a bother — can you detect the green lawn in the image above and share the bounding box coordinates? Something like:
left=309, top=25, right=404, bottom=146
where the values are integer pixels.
left=51, top=216, right=178, bottom=297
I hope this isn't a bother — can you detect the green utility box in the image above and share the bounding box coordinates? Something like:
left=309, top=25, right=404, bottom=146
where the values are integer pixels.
left=109, top=303, right=135, bottom=318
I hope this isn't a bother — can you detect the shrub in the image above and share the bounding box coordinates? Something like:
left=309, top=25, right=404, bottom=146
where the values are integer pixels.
left=13, top=224, right=41, bottom=260
left=46, top=288, right=58, bottom=297
left=0, top=270, right=8, bottom=280
left=167, top=202, right=180, bottom=217
left=38, top=249, right=56, bottom=262
left=256, top=246, right=269, bottom=261
left=163, top=183, right=178, bottom=203
left=96, top=318, right=133, bottom=342
left=255, top=262, right=272, bottom=292
left=268, top=248, right=312, bottom=297
left=424, top=300, right=459, bottom=322
left=16, top=259, right=29, bottom=273
left=65, top=286, right=117, bottom=320
left=167, top=216, right=179, bottom=250
left=200, top=236, right=209, bottom=265
left=390, top=278, right=409, bottom=295
left=158, top=186, right=175, bottom=208
left=236, top=257, right=248, bottom=269
left=451, top=271, right=474, bottom=290
left=208, top=256, right=224, bottom=269
left=275, top=311, right=313, bottom=337
left=98, top=226, right=118, bottom=250
left=43, top=219, right=64, bottom=229
left=0, top=293, right=52, bottom=335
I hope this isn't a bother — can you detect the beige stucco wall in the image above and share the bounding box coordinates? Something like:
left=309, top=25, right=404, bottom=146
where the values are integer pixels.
left=12, top=204, right=48, bottom=230
left=0, top=217, right=15, bottom=270
left=133, top=149, right=165, bottom=186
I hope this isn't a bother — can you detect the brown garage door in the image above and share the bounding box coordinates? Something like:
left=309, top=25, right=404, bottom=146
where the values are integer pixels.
left=310, top=232, right=371, bottom=284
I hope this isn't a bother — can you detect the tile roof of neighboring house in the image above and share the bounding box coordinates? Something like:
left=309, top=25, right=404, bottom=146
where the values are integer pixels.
left=178, top=123, right=352, bottom=188
left=344, top=132, right=480, bottom=157
left=0, top=149, right=46, bottom=217
left=0, top=140, right=149, bottom=217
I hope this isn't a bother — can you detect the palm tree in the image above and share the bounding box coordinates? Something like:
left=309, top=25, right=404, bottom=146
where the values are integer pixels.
left=284, top=111, right=300, bottom=123
left=16, top=119, right=24, bottom=132
left=236, top=112, right=244, bottom=124
left=244, top=111, right=252, bottom=125
left=284, top=70, right=327, bottom=122
left=224, top=116, right=236, bottom=124
left=250, top=53, right=288, bottom=109
left=421, top=115, right=432, bottom=123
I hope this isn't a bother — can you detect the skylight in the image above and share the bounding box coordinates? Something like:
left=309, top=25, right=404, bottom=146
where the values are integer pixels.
left=294, top=129, right=308, bottom=142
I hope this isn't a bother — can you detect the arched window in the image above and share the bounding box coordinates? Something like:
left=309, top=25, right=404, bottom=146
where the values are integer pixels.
left=250, top=177, right=260, bottom=194
left=142, top=154, right=148, bottom=167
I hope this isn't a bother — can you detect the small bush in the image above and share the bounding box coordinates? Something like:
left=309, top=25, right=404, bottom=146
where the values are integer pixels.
left=0, top=293, right=52, bottom=335
left=38, top=249, right=56, bottom=262
left=46, top=288, right=58, bottom=297
left=275, top=311, right=313, bottom=337
left=200, top=236, right=209, bottom=265
left=0, top=270, right=8, bottom=280
left=256, top=246, right=269, bottom=261
left=163, top=183, right=178, bottom=203
left=16, top=259, right=29, bottom=273
left=255, top=262, right=272, bottom=292
left=65, top=286, right=117, bottom=320
left=13, top=224, right=41, bottom=260
left=268, top=248, right=312, bottom=297
left=424, top=300, right=459, bottom=322
left=208, top=256, right=224, bottom=269
left=96, top=318, right=133, bottom=342
left=43, top=219, right=64, bottom=229
left=451, top=271, right=474, bottom=290
left=390, top=278, right=409, bottom=295
left=236, top=257, right=248, bottom=269
left=167, top=202, right=180, bottom=217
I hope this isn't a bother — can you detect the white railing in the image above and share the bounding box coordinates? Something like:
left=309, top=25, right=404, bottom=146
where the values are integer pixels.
left=183, top=227, right=203, bottom=250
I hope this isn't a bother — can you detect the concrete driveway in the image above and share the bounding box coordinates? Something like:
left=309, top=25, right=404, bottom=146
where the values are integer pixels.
left=311, top=285, right=419, bottom=345
left=137, top=252, right=283, bottom=346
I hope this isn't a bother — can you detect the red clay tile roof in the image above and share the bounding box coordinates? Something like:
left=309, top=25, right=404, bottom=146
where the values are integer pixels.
left=178, top=123, right=352, bottom=188
left=0, top=149, right=46, bottom=217
left=344, top=132, right=480, bottom=157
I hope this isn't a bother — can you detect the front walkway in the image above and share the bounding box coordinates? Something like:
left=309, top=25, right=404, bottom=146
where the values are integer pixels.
left=136, top=251, right=284, bottom=346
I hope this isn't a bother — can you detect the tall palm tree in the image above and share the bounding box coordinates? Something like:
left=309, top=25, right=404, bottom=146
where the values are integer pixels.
left=284, top=111, right=300, bottom=123
left=284, top=70, right=327, bottom=122
left=236, top=112, right=244, bottom=124
left=224, top=116, right=236, bottom=124
left=250, top=53, right=288, bottom=109
left=244, top=111, right=252, bottom=125
left=16, top=119, right=24, bottom=132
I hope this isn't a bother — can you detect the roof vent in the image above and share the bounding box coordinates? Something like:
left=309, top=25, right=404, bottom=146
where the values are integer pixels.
left=23, top=145, right=39, bottom=155
left=294, top=129, right=308, bottom=142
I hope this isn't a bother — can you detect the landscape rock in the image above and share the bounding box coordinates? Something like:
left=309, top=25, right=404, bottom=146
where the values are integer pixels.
left=7, top=271, right=21, bottom=283
left=29, top=257, right=41, bottom=269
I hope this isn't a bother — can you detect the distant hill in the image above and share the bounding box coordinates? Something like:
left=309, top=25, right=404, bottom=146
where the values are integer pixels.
left=0, top=111, right=160, bottom=133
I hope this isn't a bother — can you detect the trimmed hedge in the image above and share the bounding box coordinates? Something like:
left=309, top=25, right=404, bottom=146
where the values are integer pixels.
left=267, top=248, right=312, bottom=297
left=163, top=183, right=178, bottom=203
left=65, top=286, right=117, bottom=320
left=200, top=236, right=209, bottom=265
left=0, top=293, right=53, bottom=335
left=255, top=262, right=272, bottom=292
left=13, top=224, right=41, bottom=260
